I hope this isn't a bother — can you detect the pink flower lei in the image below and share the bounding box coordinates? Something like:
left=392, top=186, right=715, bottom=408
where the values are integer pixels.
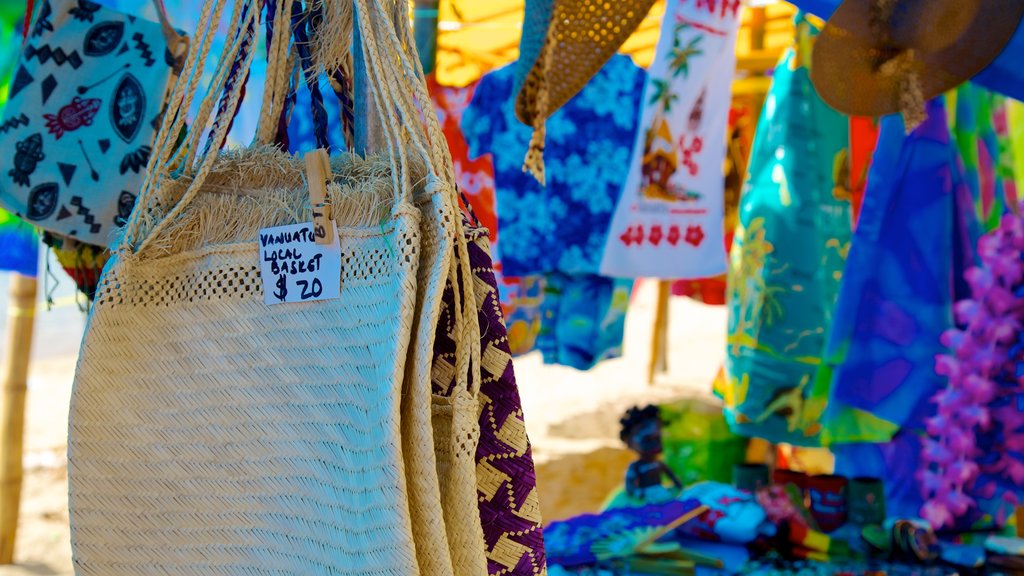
left=922, top=209, right=1024, bottom=529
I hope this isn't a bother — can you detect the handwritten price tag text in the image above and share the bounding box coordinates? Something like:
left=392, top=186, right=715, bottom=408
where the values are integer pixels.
left=258, top=222, right=342, bottom=305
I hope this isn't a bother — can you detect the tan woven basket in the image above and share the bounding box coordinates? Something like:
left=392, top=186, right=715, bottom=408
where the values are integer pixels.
left=69, top=151, right=424, bottom=574
left=67, top=0, right=475, bottom=572
left=376, top=5, right=490, bottom=574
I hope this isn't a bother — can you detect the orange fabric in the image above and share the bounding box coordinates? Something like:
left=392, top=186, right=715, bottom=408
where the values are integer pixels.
left=427, top=74, right=499, bottom=248
left=849, top=116, right=881, bottom=226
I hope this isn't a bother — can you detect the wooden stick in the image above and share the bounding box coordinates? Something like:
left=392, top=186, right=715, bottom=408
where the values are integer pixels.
left=647, top=280, right=671, bottom=384
left=1016, top=506, right=1023, bottom=538
left=0, top=273, right=38, bottom=564
left=633, top=504, right=710, bottom=553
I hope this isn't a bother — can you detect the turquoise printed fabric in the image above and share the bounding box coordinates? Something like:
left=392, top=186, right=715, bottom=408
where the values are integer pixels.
left=721, top=16, right=852, bottom=447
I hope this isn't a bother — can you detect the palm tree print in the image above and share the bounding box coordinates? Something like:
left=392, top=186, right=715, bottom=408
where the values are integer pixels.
left=649, top=79, right=679, bottom=112
left=669, top=24, right=704, bottom=78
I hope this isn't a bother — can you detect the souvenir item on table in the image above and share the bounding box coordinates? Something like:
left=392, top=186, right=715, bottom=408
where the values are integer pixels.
left=773, top=469, right=810, bottom=494
left=68, top=0, right=480, bottom=571
left=673, top=103, right=756, bottom=304
left=757, top=485, right=816, bottom=532
left=620, top=405, right=683, bottom=504
left=514, top=0, right=656, bottom=180
left=919, top=206, right=1024, bottom=531
left=463, top=227, right=545, bottom=576
left=462, top=55, right=645, bottom=278
left=672, top=539, right=750, bottom=574
left=605, top=482, right=771, bottom=546
left=670, top=482, right=770, bottom=545
left=862, top=519, right=940, bottom=563
left=722, top=15, right=852, bottom=446
left=733, top=463, right=770, bottom=494
left=951, top=83, right=1019, bottom=231
left=544, top=499, right=704, bottom=569
left=939, top=543, right=986, bottom=569
left=807, top=474, right=848, bottom=533
left=986, top=536, right=1024, bottom=556
left=811, top=0, right=1024, bottom=130
left=659, top=398, right=748, bottom=487
left=746, top=558, right=953, bottom=576
left=535, top=272, right=632, bottom=370
left=814, top=97, right=978, bottom=446
left=847, top=477, right=885, bottom=526
left=599, top=0, right=742, bottom=280
left=0, top=0, right=185, bottom=247
left=830, top=434, right=926, bottom=528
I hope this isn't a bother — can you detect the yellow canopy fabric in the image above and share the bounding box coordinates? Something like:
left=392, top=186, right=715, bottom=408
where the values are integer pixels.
left=434, top=0, right=798, bottom=87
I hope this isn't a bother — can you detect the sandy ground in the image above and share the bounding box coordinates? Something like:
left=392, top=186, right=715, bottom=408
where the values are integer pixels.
left=0, top=277, right=725, bottom=574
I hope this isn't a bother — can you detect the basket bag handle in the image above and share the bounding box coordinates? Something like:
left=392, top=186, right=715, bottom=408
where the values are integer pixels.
left=121, top=0, right=450, bottom=256
left=332, top=0, right=480, bottom=395
left=367, top=0, right=482, bottom=396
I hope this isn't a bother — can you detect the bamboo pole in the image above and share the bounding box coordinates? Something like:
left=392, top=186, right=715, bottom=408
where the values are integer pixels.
left=647, top=280, right=671, bottom=384
left=0, top=272, right=38, bottom=564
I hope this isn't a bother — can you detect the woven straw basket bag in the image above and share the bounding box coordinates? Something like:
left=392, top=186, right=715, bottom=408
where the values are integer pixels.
left=66, top=0, right=476, bottom=572
left=366, top=6, right=490, bottom=575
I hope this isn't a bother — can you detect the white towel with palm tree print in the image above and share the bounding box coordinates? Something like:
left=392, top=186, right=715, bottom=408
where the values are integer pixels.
left=600, top=0, right=741, bottom=279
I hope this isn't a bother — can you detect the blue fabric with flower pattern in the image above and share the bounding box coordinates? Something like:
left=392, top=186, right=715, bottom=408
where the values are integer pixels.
left=462, top=55, right=646, bottom=277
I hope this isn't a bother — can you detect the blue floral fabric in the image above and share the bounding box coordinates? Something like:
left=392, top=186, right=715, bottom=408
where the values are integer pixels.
left=462, top=55, right=646, bottom=277
left=535, top=273, right=632, bottom=370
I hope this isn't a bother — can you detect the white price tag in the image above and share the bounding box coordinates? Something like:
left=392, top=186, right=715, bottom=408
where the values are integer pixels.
left=259, top=222, right=341, bottom=305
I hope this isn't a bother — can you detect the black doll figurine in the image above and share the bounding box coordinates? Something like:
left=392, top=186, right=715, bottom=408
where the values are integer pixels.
left=619, top=405, right=683, bottom=503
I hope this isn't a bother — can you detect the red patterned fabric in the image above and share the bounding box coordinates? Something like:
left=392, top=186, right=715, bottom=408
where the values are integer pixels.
left=427, top=76, right=499, bottom=249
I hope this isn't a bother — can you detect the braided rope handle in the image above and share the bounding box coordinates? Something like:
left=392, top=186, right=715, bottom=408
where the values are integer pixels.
left=120, top=0, right=256, bottom=253
left=122, top=0, right=448, bottom=255
left=383, top=0, right=481, bottom=396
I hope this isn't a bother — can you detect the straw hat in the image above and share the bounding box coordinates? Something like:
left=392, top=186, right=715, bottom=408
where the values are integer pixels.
left=811, top=0, right=1024, bottom=129
left=514, top=0, right=658, bottom=182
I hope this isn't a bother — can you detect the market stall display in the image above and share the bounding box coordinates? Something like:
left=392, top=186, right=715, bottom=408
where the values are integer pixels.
left=0, top=0, right=1022, bottom=573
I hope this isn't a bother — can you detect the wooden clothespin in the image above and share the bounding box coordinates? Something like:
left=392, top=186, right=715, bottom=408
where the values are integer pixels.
left=304, top=149, right=333, bottom=245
